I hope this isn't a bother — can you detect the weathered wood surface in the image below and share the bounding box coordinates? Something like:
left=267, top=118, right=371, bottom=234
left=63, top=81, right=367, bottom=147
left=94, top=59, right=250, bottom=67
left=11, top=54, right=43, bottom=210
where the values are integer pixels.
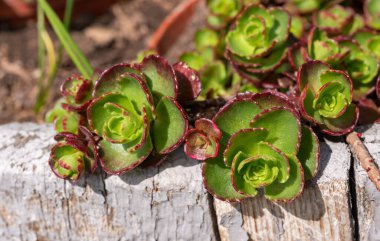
left=0, top=123, right=216, bottom=241
left=355, top=124, right=380, bottom=241
left=3, top=122, right=380, bottom=241
left=213, top=140, right=353, bottom=241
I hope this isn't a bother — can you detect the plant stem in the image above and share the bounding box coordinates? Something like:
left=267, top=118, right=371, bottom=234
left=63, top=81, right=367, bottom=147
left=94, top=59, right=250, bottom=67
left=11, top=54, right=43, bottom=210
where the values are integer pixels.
left=346, top=131, right=380, bottom=191
left=38, top=0, right=93, bottom=79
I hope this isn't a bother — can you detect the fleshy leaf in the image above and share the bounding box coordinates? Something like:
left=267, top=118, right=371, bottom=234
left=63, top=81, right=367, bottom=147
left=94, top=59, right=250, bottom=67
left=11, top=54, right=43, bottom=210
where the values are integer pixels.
left=250, top=107, right=301, bottom=155
left=195, top=28, right=219, bottom=51
left=49, top=142, right=85, bottom=181
left=46, top=99, right=79, bottom=134
left=184, top=118, right=221, bottom=161
left=320, top=104, right=359, bottom=136
left=297, top=126, right=319, bottom=180
left=365, top=0, right=380, bottom=30
left=264, top=155, right=304, bottom=202
left=313, top=5, right=354, bottom=35
left=153, top=97, right=188, bottom=154
left=251, top=90, right=296, bottom=111
left=173, top=62, right=201, bottom=102
left=184, top=130, right=219, bottom=161
left=213, top=98, right=261, bottom=144
left=99, top=135, right=153, bottom=174
left=230, top=151, right=259, bottom=196
left=224, top=128, right=268, bottom=166
left=140, top=55, right=178, bottom=102
left=203, top=154, right=248, bottom=202
left=297, top=60, right=330, bottom=93
left=94, top=68, right=155, bottom=119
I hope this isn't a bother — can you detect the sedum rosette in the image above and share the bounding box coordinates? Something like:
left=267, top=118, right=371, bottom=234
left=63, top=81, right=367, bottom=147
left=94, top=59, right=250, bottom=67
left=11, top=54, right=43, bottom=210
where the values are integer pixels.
left=307, top=27, right=348, bottom=66
left=354, top=30, right=380, bottom=61
left=48, top=55, right=201, bottom=179
left=284, top=0, right=342, bottom=14
left=87, top=56, right=190, bottom=174
left=202, top=91, right=319, bottom=202
left=298, top=60, right=359, bottom=135
left=313, top=5, right=355, bottom=35
left=184, top=118, right=222, bottom=161
left=338, top=39, right=379, bottom=99
left=49, top=127, right=99, bottom=181
left=225, top=5, right=290, bottom=79
left=364, top=0, right=380, bottom=30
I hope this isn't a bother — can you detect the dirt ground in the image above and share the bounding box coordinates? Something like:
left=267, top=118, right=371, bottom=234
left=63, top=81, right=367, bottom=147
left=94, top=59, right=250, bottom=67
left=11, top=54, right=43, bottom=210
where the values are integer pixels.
left=0, top=0, right=201, bottom=124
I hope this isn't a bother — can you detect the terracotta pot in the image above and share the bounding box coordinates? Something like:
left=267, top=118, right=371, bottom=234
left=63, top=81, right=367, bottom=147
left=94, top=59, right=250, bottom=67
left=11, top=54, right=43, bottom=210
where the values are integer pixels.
left=0, top=0, right=116, bottom=25
left=148, top=0, right=200, bottom=56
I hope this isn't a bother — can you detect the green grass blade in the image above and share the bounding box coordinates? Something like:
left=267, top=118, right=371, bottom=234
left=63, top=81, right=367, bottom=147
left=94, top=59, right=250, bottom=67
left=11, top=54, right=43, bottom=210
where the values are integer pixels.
left=38, top=0, right=93, bottom=79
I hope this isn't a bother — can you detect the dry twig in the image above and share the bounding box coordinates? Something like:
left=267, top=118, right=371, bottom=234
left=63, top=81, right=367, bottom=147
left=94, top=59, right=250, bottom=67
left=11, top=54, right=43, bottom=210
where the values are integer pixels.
left=346, top=131, right=380, bottom=191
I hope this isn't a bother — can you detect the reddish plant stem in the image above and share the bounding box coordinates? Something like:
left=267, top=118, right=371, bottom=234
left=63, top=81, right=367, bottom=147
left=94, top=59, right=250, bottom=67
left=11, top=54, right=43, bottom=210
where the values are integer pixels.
left=346, top=131, right=380, bottom=191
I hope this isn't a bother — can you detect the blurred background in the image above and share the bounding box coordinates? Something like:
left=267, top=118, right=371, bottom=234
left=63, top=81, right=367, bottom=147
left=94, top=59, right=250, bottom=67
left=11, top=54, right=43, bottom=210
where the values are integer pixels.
left=0, top=0, right=186, bottom=124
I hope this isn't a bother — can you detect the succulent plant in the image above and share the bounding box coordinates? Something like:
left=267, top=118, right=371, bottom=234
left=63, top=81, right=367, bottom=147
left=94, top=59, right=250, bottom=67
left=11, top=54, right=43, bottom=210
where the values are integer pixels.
left=298, top=60, right=359, bottom=135
left=225, top=5, right=290, bottom=79
left=338, top=39, right=379, bottom=99
left=202, top=91, right=319, bottom=202
left=313, top=5, right=354, bottom=35
left=354, top=30, right=380, bottom=61
left=364, top=0, right=380, bottom=30
left=307, top=27, right=348, bottom=66
left=206, top=0, right=246, bottom=28
left=87, top=56, right=190, bottom=174
left=48, top=55, right=202, bottom=180
left=184, top=118, right=222, bottom=161
left=284, top=0, right=342, bottom=14
left=45, top=99, right=81, bottom=134
left=49, top=127, right=99, bottom=181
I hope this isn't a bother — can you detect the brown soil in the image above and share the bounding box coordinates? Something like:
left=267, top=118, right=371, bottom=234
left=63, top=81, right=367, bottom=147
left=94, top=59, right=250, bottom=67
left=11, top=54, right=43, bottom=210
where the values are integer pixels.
left=0, top=0, right=198, bottom=124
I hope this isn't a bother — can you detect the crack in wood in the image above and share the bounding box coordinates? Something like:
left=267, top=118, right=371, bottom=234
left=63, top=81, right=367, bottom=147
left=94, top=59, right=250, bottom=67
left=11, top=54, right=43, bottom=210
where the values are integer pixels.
left=349, top=154, right=360, bottom=241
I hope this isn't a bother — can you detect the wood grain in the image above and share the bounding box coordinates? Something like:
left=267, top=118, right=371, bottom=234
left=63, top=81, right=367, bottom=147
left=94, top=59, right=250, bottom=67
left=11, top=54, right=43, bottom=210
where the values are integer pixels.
left=354, top=124, right=380, bottom=241
left=213, top=141, right=353, bottom=241
left=0, top=123, right=216, bottom=241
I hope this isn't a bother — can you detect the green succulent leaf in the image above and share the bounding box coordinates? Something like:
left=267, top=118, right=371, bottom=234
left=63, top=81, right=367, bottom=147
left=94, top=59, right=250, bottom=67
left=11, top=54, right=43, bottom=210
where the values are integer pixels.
left=308, top=28, right=345, bottom=66
left=49, top=143, right=85, bottom=181
left=61, top=75, right=92, bottom=106
left=250, top=108, right=301, bottom=156
left=195, top=28, right=219, bottom=51
left=342, top=14, right=364, bottom=36
left=320, top=104, right=358, bottom=135
left=354, top=31, right=380, bottom=61
left=207, top=0, right=240, bottom=20
left=290, top=15, right=304, bottom=39
left=141, top=55, right=177, bottom=102
left=46, top=99, right=79, bottom=134
left=180, top=52, right=206, bottom=71
left=99, top=135, right=153, bottom=174
left=264, top=155, right=304, bottom=201
left=298, top=61, right=358, bottom=135
left=203, top=154, right=248, bottom=201
left=339, top=40, right=379, bottom=99
left=313, top=81, right=348, bottom=118
left=365, top=0, right=380, bottom=30
left=214, top=98, right=261, bottom=144
left=297, top=126, right=319, bottom=180
left=226, top=5, right=290, bottom=75
left=298, top=60, right=330, bottom=93
left=153, top=97, right=188, bottom=154
left=230, top=151, right=259, bottom=196
left=88, top=93, right=148, bottom=145
left=314, top=5, right=354, bottom=34
left=224, top=128, right=268, bottom=166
